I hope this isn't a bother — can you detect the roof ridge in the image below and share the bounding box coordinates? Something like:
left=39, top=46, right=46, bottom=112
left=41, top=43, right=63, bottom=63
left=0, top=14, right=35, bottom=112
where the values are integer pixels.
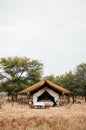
left=18, top=79, right=71, bottom=94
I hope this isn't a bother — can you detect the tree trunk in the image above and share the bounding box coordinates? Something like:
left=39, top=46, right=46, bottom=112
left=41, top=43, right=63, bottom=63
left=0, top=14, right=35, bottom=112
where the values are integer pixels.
left=66, top=95, right=70, bottom=103
left=84, top=86, right=86, bottom=102
left=72, top=95, right=75, bottom=104
left=85, top=96, right=86, bottom=102
left=15, top=94, right=18, bottom=101
left=11, top=95, right=14, bottom=101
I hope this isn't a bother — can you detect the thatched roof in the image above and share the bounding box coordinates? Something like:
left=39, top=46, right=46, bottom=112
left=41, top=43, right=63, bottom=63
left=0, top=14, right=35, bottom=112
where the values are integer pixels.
left=18, top=80, right=71, bottom=94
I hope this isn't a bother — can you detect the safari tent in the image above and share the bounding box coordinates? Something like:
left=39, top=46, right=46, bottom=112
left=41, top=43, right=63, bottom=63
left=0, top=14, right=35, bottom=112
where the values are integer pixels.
left=18, top=80, right=71, bottom=107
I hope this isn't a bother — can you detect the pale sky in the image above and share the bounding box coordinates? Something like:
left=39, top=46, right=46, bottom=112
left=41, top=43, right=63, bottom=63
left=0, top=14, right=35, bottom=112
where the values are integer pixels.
left=0, top=0, right=86, bottom=76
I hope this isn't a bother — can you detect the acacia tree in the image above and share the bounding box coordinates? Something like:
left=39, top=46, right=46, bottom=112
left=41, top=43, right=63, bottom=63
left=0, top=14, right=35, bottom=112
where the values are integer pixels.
left=0, top=56, right=43, bottom=99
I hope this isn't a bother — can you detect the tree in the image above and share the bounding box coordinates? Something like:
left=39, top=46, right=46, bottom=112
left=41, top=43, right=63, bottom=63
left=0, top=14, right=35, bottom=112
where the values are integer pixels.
left=43, top=75, right=56, bottom=83
left=55, top=72, right=77, bottom=103
left=55, top=63, right=86, bottom=102
left=75, top=63, right=86, bottom=101
left=55, top=72, right=75, bottom=91
left=0, top=56, right=43, bottom=99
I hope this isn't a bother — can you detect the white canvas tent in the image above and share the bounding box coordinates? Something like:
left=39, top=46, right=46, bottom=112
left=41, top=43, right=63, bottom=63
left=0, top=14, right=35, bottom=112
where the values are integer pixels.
left=33, top=87, right=59, bottom=106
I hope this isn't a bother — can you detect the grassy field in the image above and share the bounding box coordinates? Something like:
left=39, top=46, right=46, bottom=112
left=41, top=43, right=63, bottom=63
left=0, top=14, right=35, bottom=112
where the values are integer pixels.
left=0, top=101, right=86, bottom=130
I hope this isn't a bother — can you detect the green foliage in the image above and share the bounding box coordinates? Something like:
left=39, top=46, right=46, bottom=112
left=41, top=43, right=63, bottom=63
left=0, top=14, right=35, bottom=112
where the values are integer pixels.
left=43, top=63, right=86, bottom=97
left=43, top=75, right=56, bottom=83
left=0, top=56, right=43, bottom=96
left=75, top=63, right=86, bottom=96
left=0, top=56, right=85, bottom=99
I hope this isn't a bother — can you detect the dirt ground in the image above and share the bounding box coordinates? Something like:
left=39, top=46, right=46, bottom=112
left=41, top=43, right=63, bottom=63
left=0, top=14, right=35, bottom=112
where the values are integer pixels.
left=0, top=101, right=86, bottom=130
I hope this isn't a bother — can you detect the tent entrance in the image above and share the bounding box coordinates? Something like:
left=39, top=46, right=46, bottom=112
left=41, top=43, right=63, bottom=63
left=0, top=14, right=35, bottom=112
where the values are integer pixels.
left=33, top=87, right=59, bottom=106
left=38, top=91, right=55, bottom=103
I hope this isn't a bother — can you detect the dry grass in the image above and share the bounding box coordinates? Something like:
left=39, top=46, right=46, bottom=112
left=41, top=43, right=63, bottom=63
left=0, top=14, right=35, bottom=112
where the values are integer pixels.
left=0, top=101, right=86, bottom=130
